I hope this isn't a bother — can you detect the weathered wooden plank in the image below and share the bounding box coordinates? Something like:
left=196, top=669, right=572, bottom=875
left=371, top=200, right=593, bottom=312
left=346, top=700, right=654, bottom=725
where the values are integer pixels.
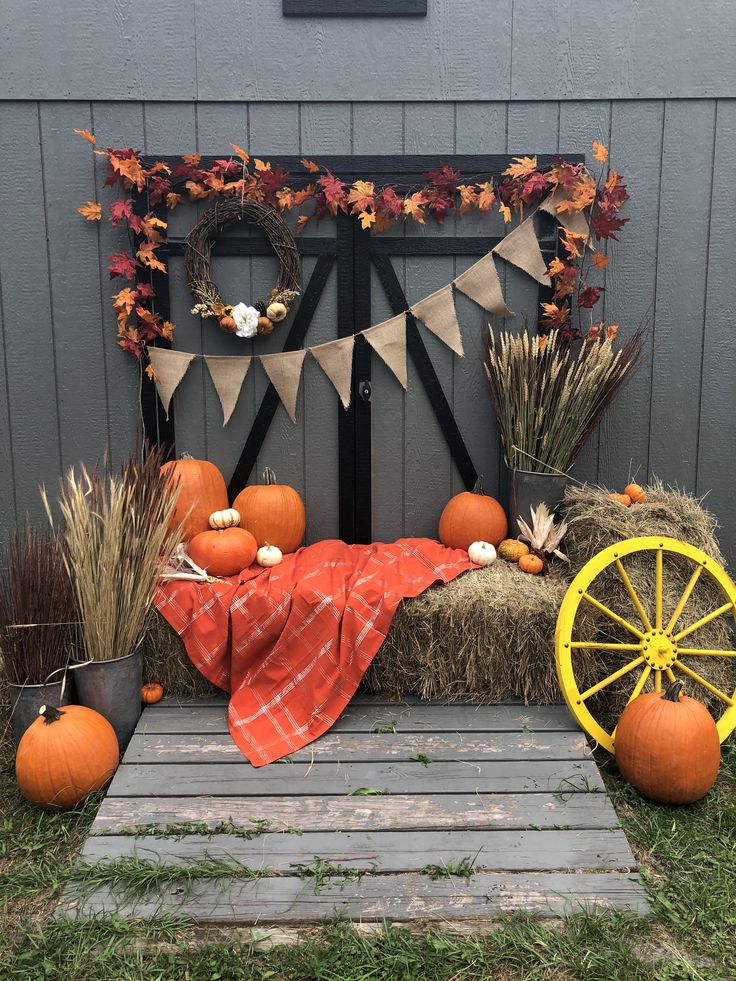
left=62, top=870, right=648, bottom=921
left=106, top=758, right=602, bottom=798
left=81, top=827, right=634, bottom=873
left=137, top=702, right=577, bottom=734
left=154, top=693, right=540, bottom=708
left=91, top=791, right=618, bottom=833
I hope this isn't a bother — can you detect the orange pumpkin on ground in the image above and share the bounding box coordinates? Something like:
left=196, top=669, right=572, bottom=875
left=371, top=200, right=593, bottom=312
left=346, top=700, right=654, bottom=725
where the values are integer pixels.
left=518, top=553, right=544, bottom=575
left=609, top=492, right=632, bottom=507
left=624, top=483, right=647, bottom=504
left=161, top=454, right=229, bottom=542
left=16, top=704, right=119, bottom=811
left=188, top=527, right=258, bottom=577
left=438, top=476, right=508, bottom=551
left=233, top=467, right=306, bottom=554
left=614, top=681, right=720, bottom=804
left=141, top=683, right=164, bottom=704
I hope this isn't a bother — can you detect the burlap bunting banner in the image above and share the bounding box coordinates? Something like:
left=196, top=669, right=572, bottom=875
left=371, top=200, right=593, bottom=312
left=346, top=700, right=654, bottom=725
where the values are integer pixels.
left=260, top=349, right=307, bottom=422
left=362, top=314, right=408, bottom=389
left=410, top=284, right=464, bottom=356
left=204, top=355, right=251, bottom=426
left=310, top=334, right=355, bottom=410
left=147, top=348, right=196, bottom=419
left=539, top=188, right=591, bottom=244
left=492, top=216, right=551, bottom=286
left=453, top=253, right=512, bottom=317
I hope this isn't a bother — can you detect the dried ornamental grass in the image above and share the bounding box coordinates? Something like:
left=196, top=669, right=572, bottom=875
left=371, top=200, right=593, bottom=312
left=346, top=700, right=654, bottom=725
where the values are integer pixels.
left=44, top=448, right=182, bottom=663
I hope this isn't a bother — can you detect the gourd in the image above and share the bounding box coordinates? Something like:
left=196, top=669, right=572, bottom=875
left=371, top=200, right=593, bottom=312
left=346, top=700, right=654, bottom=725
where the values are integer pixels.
left=233, top=468, right=306, bottom=554
left=209, top=508, right=240, bottom=529
left=141, top=683, right=164, bottom=704
left=256, top=544, right=283, bottom=568
left=160, top=454, right=229, bottom=542
left=609, top=492, right=632, bottom=507
left=614, top=681, right=720, bottom=804
left=498, top=539, right=530, bottom=562
left=467, top=541, right=496, bottom=566
left=438, top=476, right=508, bottom=551
left=15, top=704, right=119, bottom=811
left=518, top=553, right=544, bottom=575
left=188, top=527, right=257, bottom=577
left=624, top=483, right=647, bottom=504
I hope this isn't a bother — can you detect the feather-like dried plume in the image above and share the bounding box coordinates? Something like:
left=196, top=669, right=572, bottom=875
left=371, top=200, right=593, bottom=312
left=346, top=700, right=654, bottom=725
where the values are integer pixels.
left=517, top=502, right=569, bottom=561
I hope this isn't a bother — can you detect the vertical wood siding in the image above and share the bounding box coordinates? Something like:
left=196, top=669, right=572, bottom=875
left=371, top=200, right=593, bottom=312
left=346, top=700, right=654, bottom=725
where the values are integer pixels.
left=0, top=98, right=734, bottom=560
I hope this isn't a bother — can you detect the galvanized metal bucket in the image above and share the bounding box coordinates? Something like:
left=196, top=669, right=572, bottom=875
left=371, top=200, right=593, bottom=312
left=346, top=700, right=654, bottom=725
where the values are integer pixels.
left=7, top=672, right=73, bottom=747
left=71, top=648, right=142, bottom=753
left=507, top=467, right=570, bottom=539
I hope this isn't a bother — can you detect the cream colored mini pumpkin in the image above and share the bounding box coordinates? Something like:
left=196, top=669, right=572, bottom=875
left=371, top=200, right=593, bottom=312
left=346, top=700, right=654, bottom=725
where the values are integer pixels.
left=256, top=543, right=283, bottom=568
left=209, top=508, right=240, bottom=530
left=266, top=302, right=288, bottom=322
left=467, top=540, right=496, bottom=567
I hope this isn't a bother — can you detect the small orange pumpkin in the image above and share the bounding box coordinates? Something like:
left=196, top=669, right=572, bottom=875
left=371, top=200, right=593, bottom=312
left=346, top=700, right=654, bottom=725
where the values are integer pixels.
left=160, top=454, right=229, bottom=542
left=15, top=704, right=119, bottom=811
left=233, top=468, right=306, bottom=554
left=609, top=492, right=632, bottom=507
left=614, top=681, right=720, bottom=804
left=498, top=539, right=530, bottom=562
left=624, top=483, right=647, bottom=504
left=518, top=553, right=544, bottom=575
left=188, top=526, right=258, bottom=577
left=438, top=476, right=508, bottom=551
left=141, top=683, right=164, bottom=705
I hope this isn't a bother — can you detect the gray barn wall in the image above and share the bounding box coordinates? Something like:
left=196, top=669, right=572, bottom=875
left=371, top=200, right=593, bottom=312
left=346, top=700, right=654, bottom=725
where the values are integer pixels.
left=1, top=1, right=735, bottom=558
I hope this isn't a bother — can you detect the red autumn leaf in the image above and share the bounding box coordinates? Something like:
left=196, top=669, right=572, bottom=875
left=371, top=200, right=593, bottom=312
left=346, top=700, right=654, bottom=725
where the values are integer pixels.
left=375, top=186, right=402, bottom=219
left=300, top=158, right=320, bottom=173
left=108, top=198, right=134, bottom=227
left=425, top=162, right=460, bottom=192
left=257, top=165, right=290, bottom=207
left=317, top=172, right=347, bottom=216
left=552, top=264, right=578, bottom=300
left=135, top=283, right=155, bottom=300
left=578, top=285, right=603, bottom=308
left=600, top=170, right=629, bottom=210
left=426, top=188, right=454, bottom=224
left=546, top=160, right=583, bottom=190
left=108, top=252, right=139, bottom=280
left=590, top=210, right=628, bottom=240
left=77, top=200, right=101, bottom=221
left=521, top=172, right=548, bottom=200
left=74, top=128, right=96, bottom=145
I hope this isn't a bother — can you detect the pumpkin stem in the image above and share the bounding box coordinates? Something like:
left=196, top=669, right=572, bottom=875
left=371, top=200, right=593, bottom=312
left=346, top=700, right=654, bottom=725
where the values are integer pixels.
left=180, top=452, right=194, bottom=460
left=39, top=704, right=65, bottom=725
left=263, top=467, right=276, bottom=486
left=471, top=474, right=485, bottom=495
left=662, top=680, right=684, bottom=702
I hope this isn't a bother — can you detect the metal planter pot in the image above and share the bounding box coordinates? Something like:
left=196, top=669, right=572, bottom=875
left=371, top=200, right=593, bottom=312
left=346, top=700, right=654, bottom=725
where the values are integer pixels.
left=507, top=467, right=570, bottom=539
left=72, top=648, right=142, bottom=754
left=7, top=675, right=73, bottom=747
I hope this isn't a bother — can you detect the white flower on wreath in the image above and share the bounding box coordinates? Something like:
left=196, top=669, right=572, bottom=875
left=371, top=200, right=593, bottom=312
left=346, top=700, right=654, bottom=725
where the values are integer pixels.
left=232, top=303, right=260, bottom=339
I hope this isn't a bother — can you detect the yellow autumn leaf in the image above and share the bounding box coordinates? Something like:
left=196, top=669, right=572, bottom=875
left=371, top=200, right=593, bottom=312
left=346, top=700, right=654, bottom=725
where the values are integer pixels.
left=77, top=200, right=102, bottom=221
left=502, top=155, right=538, bottom=179
left=592, top=141, right=609, bottom=164
left=74, top=128, right=96, bottom=145
left=358, top=210, right=376, bottom=230
left=254, top=158, right=271, bottom=172
left=499, top=202, right=512, bottom=223
left=231, top=143, right=249, bottom=164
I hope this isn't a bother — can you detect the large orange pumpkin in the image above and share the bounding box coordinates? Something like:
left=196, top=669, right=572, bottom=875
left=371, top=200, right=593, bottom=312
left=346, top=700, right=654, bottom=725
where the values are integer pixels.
left=188, top=527, right=257, bottom=577
left=438, top=476, right=507, bottom=551
left=160, top=454, right=229, bottom=542
left=233, top=467, right=306, bottom=554
left=16, top=704, right=119, bottom=811
left=614, top=681, right=720, bottom=804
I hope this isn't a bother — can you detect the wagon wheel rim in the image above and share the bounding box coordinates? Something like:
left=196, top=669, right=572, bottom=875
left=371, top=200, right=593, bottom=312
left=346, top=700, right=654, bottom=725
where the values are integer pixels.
left=555, top=535, right=736, bottom=753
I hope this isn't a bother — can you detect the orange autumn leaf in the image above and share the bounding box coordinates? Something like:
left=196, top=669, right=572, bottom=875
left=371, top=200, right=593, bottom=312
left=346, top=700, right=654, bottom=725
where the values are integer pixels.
left=161, top=321, right=175, bottom=341
left=110, top=154, right=146, bottom=191
left=475, top=181, right=496, bottom=212
left=185, top=180, right=209, bottom=200
left=372, top=212, right=392, bottom=235
left=560, top=227, right=587, bottom=259
left=499, top=201, right=512, bottom=223
left=347, top=180, right=375, bottom=213
left=547, top=256, right=566, bottom=278
left=74, top=128, right=96, bottom=145
left=230, top=143, right=249, bottom=164
left=77, top=200, right=102, bottom=221
left=502, top=155, right=538, bottom=179
left=457, top=184, right=478, bottom=215
left=112, top=287, right=137, bottom=313
left=295, top=214, right=310, bottom=236
left=147, top=160, right=172, bottom=176
left=605, top=323, right=619, bottom=340
left=294, top=184, right=315, bottom=206
left=540, top=301, right=570, bottom=329
left=166, top=192, right=183, bottom=210
left=183, top=151, right=202, bottom=166
left=137, top=242, right=167, bottom=273
left=276, top=189, right=295, bottom=211
left=254, top=158, right=271, bottom=172
left=591, top=251, right=610, bottom=270
left=204, top=172, right=226, bottom=193
left=145, top=363, right=156, bottom=381
left=358, top=209, right=376, bottom=230
left=556, top=175, right=596, bottom=214
left=592, top=141, right=609, bottom=164
left=403, top=191, right=428, bottom=224
left=300, top=158, right=320, bottom=173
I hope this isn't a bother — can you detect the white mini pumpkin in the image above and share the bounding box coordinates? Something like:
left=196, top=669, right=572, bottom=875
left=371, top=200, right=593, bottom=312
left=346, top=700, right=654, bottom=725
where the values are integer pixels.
left=468, top=540, right=496, bottom=567
left=209, top=508, right=240, bottom=530
left=256, top=543, right=283, bottom=568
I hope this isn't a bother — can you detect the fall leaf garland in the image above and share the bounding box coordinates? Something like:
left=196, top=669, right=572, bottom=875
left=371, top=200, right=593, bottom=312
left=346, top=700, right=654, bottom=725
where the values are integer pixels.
left=75, top=133, right=629, bottom=358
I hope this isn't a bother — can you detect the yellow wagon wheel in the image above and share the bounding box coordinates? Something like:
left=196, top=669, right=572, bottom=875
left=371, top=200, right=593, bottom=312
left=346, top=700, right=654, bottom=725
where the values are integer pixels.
left=556, top=536, right=736, bottom=752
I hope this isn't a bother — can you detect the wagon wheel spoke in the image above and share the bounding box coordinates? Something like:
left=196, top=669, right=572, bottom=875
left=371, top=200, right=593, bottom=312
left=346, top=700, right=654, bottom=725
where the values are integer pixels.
left=676, top=647, right=736, bottom=657
left=673, top=661, right=735, bottom=706
left=673, top=602, right=734, bottom=643
left=665, top=666, right=677, bottom=683
left=665, top=565, right=703, bottom=634
left=614, top=559, right=653, bottom=632
left=626, top=665, right=652, bottom=704
left=654, top=669, right=662, bottom=692
left=580, top=592, right=645, bottom=640
left=570, top=641, right=642, bottom=653
left=655, top=548, right=663, bottom=630
left=578, top=655, right=646, bottom=701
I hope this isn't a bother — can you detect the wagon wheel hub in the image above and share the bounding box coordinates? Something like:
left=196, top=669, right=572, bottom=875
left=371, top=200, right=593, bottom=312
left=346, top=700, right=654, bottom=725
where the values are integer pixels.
left=641, top=630, right=678, bottom=670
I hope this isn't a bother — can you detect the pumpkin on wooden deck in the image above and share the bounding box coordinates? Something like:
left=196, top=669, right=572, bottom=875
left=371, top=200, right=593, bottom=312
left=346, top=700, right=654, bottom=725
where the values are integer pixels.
left=141, top=682, right=164, bottom=704
left=160, top=454, right=229, bottom=542
left=614, top=681, right=720, bottom=804
left=438, top=476, right=508, bottom=551
left=188, top=527, right=258, bottom=578
left=233, top=467, right=306, bottom=554
left=15, top=704, right=119, bottom=811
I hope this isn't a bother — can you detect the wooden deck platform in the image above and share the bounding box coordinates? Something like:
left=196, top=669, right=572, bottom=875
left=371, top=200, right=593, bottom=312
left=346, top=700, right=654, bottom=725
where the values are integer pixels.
left=64, top=695, right=649, bottom=923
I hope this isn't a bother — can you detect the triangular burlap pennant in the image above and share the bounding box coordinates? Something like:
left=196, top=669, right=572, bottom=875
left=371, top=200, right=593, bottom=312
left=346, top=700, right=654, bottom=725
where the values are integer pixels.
left=259, top=349, right=307, bottom=422
left=204, top=355, right=251, bottom=426
left=492, top=216, right=551, bottom=286
left=362, top=314, right=407, bottom=389
left=410, top=284, right=464, bottom=356
left=453, top=253, right=512, bottom=317
left=146, top=347, right=196, bottom=419
left=539, top=188, right=591, bottom=242
left=310, top=335, right=355, bottom=410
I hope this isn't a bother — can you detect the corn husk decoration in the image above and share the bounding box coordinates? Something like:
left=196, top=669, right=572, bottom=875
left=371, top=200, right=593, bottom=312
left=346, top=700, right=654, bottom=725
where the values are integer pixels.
left=517, top=503, right=568, bottom=574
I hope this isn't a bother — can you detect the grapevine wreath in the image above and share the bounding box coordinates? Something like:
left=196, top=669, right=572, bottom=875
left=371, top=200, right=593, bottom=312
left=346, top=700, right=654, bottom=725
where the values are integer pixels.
left=184, top=198, right=301, bottom=338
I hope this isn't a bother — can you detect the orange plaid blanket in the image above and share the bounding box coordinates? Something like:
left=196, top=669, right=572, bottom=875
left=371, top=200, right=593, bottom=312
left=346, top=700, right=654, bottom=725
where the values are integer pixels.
left=154, top=538, right=473, bottom=766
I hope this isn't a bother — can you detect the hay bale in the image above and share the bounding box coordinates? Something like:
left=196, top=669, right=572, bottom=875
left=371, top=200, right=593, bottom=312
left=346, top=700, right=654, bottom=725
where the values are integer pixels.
left=143, top=613, right=221, bottom=698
